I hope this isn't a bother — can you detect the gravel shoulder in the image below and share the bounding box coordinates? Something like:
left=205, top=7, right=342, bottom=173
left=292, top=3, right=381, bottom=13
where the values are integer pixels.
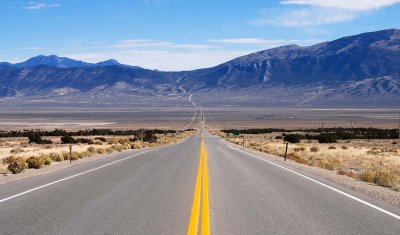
left=220, top=137, right=400, bottom=208
left=0, top=149, right=139, bottom=185
left=0, top=135, right=193, bottom=186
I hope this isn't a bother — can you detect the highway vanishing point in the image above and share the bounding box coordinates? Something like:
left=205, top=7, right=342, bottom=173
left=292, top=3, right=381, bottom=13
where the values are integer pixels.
left=1, top=120, right=400, bottom=234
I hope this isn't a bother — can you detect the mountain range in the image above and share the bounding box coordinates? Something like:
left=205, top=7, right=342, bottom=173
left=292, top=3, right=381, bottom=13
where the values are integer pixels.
left=0, top=29, right=399, bottom=107
left=0, top=55, right=141, bottom=69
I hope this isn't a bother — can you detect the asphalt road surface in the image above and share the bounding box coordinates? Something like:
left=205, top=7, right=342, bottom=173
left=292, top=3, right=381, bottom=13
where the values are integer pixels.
left=1, top=132, right=400, bottom=234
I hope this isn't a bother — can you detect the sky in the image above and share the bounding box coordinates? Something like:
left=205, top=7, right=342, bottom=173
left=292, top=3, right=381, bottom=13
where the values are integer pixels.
left=1, top=0, right=400, bottom=71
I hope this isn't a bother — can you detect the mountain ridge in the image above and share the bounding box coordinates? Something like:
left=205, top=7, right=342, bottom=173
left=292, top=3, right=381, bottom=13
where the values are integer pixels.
left=0, top=29, right=399, bottom=106
left=1, top=55, right=142, bottom=69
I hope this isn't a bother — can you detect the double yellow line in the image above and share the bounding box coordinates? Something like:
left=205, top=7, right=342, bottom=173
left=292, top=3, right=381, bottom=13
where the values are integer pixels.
left=188, top=138, right=210, bottom=235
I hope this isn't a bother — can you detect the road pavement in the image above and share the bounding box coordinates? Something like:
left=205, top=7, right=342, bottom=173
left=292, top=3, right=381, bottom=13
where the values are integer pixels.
left=0, top=132, right=400, bottom=234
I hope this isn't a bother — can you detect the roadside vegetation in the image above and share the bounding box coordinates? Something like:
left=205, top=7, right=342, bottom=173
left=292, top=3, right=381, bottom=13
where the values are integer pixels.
left=0, top=129, right=195, bottom=175
left=214, top=128, right=400, bottom=190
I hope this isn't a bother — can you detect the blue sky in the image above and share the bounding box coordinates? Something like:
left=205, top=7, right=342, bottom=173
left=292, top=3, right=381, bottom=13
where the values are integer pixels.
left=1, top=0, right=400, bottom=70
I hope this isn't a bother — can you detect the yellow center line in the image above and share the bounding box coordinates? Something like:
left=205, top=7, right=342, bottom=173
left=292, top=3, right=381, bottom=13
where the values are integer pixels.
left=201, top=139, right=210, bottom=235
left=188, top=139, right=203, bottom=235
left=188, top=138, right=210, bottom=235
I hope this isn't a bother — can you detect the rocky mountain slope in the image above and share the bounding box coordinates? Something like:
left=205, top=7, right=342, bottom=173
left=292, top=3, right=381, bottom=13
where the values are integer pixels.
left=5, top=55, right=140, bottom=69
left=0, top=29, right=399, bottom=106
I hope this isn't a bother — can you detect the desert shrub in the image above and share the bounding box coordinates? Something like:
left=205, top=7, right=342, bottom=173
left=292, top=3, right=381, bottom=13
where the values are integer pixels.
left=392, top=142, right=398, bottom=145
left=2, top=156, right=14, bottom=165
left=359, top=170, right=399, bottom=188
left=131, top=142, right=142, bottom=149
left=85, top=151, right=94, bottom=157
left=61, top=134, right=75, bottom=144
left=143, top=131, right=158, bottom=143
left=75, top=138, right=94, bottom=144
left=7, top=156, right=27, bottom=174
left=315, top=134, right=337, bottom=143
left=294, top=147, right=306, bottom=152
left=341, top=146, right=348, bottom=150
left=94, top=141, right=103, bottom=145
left=62, top=151, right=70, bottom=160
left=122, top=142, right=131, bottom=148
left=49, top=153, right=63, bottom=162
left=78, top=151, right=88, bottom=158
left=109, top=139, right=120, bottom=145
left=95, top=137, right=107, bottom=142
left=96, top=148, right=107, bottom=154
left=71, top=152, right=79, bottom=160
left=27, top=156, right=45, bottom=169
left=111, top=145, right=125, bottom=152
left=28, top=132, right=53, bottom=144
left=359, top=171, right=375, bottom=183
left=317, top=158, right=340, bottom=170
left=328, top=146, right=336, bottom=150
left=373, top=170, right=398, bottom=188
left=61, top=135, right=93, bottom=144
left=27, top=133, right=41, bottom=144
left=87, top=151, right=95, bottom=157
left=87, top=147, right=96, bottom=153
left=38, top=154, right=52, bottom=166
left=60, top=151, right=78, bottom=161
left=106, top=148, right=114, bottom=154
left=44, top=158, right=51, bottom=165
left=10, top=148, right=24, bottom=154
left=118, top=139, right=131, bottom=145
left=283, top=134, right=303, bottom=143
left=310, top=146, right=320, bottom=152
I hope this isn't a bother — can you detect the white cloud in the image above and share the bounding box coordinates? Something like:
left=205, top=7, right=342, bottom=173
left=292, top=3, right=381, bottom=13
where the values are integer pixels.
left=60, top=36, right=326, bottom=70
left=113, top=39, right=172, bottom=48
left=64, top=50, right=251, bottom=71
left=14, top=37, right=323, bottom=71
left=113, top=39, right=212, bottom=49
left=252, top=0, right=400, bottom=28
left=280, top=0, right=400, bottom=11
left=252, top=8, right=356, bottom=27
left=78, top=38, right=323, bottom=70
left=173, top=44, right=212, bottom=49
left=24, top=2, right=61, bottom=10
left=208, top=38, right=321, bottom=45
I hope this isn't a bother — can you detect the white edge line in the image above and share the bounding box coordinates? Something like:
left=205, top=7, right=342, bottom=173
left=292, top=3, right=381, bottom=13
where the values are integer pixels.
left=222, top=140, right=400, bottom=221
left=0, top=138, right=191, bottom=204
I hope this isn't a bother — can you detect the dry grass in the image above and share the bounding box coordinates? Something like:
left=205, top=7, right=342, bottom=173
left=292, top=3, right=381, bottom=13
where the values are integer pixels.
left=212, top=130, right=400, bottom=190
left=0, top=131, right=197, bottom=175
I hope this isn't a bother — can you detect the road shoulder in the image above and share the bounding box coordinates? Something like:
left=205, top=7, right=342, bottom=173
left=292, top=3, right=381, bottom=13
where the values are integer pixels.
left=217, top=136, right=400, bottom=208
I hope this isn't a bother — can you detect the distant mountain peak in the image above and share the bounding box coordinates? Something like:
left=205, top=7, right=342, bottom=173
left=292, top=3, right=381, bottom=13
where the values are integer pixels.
left=14, top=55, right=89, bottom=68
left=96, top=59, right=121, bottom=66
left=3, top=55, right=140, bottom=69
left=104, top=59, right=119, bottom=63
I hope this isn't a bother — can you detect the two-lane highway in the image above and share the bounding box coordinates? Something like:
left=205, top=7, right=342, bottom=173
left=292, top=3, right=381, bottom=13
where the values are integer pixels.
left=204, top=134, right=400, bottom=234
left=1, top=132, right=400, bottom=234
left=0, top=136, right=201, bottom=235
